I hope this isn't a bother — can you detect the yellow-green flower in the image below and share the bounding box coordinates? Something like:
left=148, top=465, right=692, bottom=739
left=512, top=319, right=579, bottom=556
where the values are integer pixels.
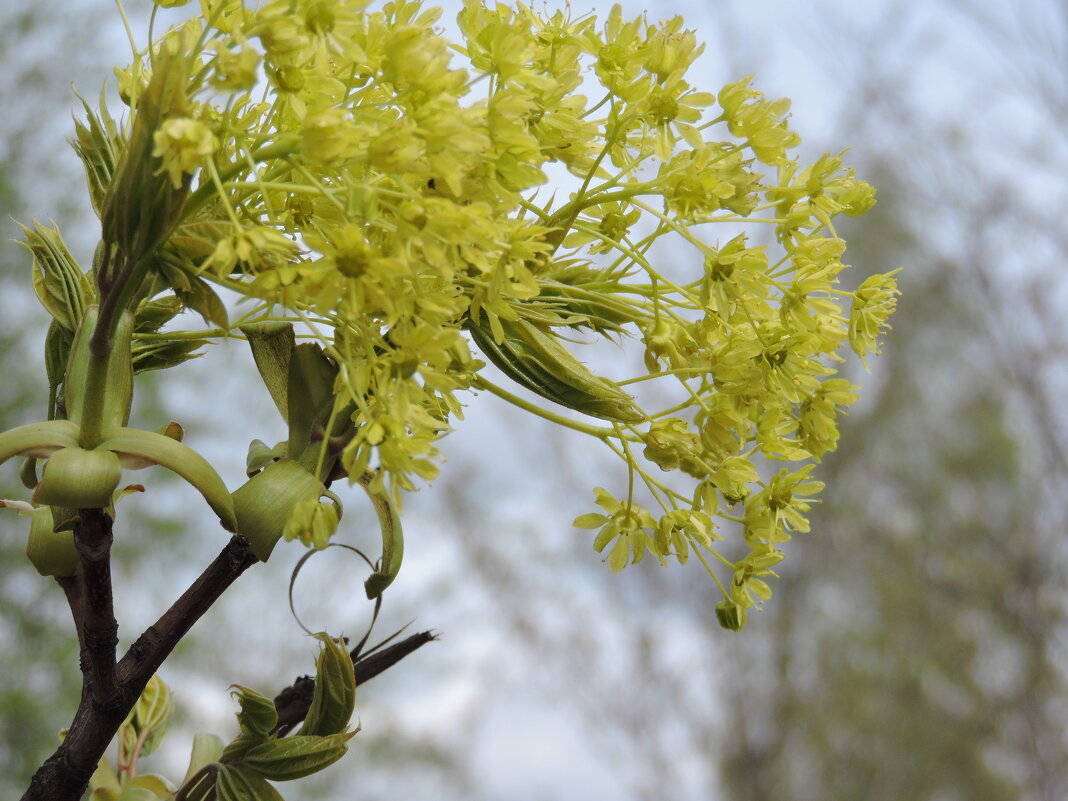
left=152, top=117, right=217, bottom=189
left=46, top=0, right=900, bottom=628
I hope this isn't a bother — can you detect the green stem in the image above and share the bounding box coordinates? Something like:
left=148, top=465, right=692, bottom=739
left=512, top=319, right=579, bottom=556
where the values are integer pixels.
left=184, top=138, right=300, bottom=218
left=473, top=375, right=635, bottom=441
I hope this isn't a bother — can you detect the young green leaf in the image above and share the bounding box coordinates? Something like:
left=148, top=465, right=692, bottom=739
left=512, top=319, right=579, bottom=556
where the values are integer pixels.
left=215, top=765, right=285, bottom=801
left=131, top=675, right=175, bottom=758
left=236, top=732, right=353, bottom=781
left=229, top=685, right=279, bottom=739
left=298, top=633, right=356, bottom=737
left=19, top=221, right=91, bottom=332
left=175, top=276, right=229, bottom=328
left=181, top=734, right=224, bottom=786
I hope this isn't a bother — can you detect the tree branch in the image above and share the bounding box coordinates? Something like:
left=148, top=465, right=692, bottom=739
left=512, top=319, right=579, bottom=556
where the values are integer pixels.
left=21, top=534, right=258, bottom=801
left=73, top=508, right=119, bottom=705
left=118, top=534, right=257, bottom=684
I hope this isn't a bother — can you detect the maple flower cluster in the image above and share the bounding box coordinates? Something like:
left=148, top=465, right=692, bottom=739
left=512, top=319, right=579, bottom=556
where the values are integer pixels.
left=98, top=0, right=896, bottom=629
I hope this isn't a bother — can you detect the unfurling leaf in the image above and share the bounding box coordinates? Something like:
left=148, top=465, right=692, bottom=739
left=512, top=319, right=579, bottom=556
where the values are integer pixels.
left=237, top=732, right=353, bottom=781
left=125, top=774, right=177, bottom=797
left=181, top=733, right=224, bottom=786
left=130, top=675, right=175, bottom=757
left=174, top=761, right=220, bottom=801
left=132, top=336, right=208, bottom=374
left=230, top=685, right=279, bottom=739
left=215, top=765, right=284, bottom=801
left=111, top=788, right=159, bottom=801
left=18, top=220, right=91, bottom=332
left=298, top=634, right=356, bottom=737
left=467, top=315, right=642, bottom=424
left=176, top=275, right=229, bottom=328
left=72, top=92, right=123, bottom=217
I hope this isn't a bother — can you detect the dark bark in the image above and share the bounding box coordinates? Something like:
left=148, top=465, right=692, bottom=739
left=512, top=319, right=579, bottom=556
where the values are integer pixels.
left=21, top=534, right=257, bottom=801
left=72, top=509, right=119, bottom=705
left=22, top=529, right=436, bottom=800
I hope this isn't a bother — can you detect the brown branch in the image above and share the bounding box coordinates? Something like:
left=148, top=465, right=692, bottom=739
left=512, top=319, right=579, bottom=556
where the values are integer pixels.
left=118, top=534, right=257, bottom=683
left=21, top=535, right=258, bottom=801
left=73, top=509, right=119, bottom=705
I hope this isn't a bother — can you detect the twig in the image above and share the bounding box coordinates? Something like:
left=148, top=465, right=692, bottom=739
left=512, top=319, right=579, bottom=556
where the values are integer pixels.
left=118, top=535, right=257, bottom=683
left=73, top=509, right=119, bottom=706
left=21, top=535, right=258, bottom=801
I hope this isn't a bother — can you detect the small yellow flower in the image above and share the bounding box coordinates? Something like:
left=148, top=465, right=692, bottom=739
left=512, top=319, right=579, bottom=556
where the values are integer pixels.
left=151, top=117, right=217, bottom=189
left=850, top=270, right=902, bottom=366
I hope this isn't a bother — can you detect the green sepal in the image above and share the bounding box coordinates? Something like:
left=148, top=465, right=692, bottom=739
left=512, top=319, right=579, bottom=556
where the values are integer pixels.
left=236, top=732, right=353, bottom=781
left=25, top=507, right=79, bottom=577
left=215, top=764, right=284, bottom=801
left=281, top=498, right=339, bottom=550
left=298, top=634, right=356, bottom=737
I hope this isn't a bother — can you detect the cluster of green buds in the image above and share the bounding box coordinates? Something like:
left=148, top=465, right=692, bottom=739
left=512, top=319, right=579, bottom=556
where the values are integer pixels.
left=4, top=0, right=898, bottom=642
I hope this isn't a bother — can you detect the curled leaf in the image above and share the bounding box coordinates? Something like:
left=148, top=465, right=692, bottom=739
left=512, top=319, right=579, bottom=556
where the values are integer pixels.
left=298, top=633, right=356, bottom=737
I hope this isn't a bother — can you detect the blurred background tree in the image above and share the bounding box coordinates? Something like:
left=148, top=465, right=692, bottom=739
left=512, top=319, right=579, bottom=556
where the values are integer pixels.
left=0, top=1, right=1064, bottom=799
